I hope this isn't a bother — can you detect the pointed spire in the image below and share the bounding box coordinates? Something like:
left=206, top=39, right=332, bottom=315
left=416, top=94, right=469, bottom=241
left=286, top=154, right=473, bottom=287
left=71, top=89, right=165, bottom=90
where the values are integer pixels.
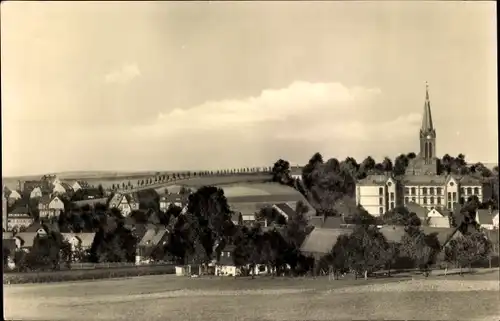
left=421, top=81, right=434, bottom=132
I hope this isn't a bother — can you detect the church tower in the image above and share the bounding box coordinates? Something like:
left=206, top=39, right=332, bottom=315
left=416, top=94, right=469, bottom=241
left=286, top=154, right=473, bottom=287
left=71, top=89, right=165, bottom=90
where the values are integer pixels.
left=418, top=82, right=438, bottom=174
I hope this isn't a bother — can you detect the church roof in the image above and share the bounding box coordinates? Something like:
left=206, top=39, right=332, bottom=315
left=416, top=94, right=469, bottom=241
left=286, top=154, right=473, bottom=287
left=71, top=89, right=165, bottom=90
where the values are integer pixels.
left=401, top=175, right=447, bottom=185
left=421, top=82, right=434, bottom=133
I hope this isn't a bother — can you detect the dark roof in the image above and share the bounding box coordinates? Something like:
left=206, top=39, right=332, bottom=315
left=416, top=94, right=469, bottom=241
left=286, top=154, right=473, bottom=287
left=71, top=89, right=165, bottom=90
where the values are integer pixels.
left=458, top=175, right=483, bottom=186
left=476, top=209, right=494, bottom=225
left=357, top=174, right=392, bottom=186
left=300, top=227, right=353, bottom=255
left=309, top=216, right=344, bottom=229
left=421, top=226, right=457, bottom=246
left=226, top=194, right=305, bottom=204
left=25, top=222, right=45, bottom=232
left=406, top=202, right=428, bottom=220
left=39, top=195, right=52, bottom=205
left=401, top=175, right=447, bottom=186
left=273, top=203, right=295, bottom=219
left=9, top=206, right=30, bottom=215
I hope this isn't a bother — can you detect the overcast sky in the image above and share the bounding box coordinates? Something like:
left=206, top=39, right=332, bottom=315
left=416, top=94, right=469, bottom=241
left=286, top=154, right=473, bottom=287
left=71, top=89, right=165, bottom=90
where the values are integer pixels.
left=2, top=1, right=497, bottom=176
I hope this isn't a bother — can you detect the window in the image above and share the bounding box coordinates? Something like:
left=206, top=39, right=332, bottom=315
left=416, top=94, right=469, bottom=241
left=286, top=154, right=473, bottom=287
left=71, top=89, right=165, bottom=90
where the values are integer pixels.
left=390, top=192, right=394, bottom=201
left=221, top=252, right=225, bottom=257
left=405, top=197, right=409, bottom=204
left=460, top=187, right=465, bottom=194
left=387, top=182, right=392, bottom=187
left=423, top=197, right=427, bottom=204
left=437, top=188, right=442, bottom=195
left=448, top=202, right=452, bottom=209
left=411, top=187, right=416, bottom=195
left=467, top=187, right=472, bottom=195
left=379, top=207, right=384, bottom=215
left=227, top=252, right=231, bottom=257
left=437, top=197, right=441, bottom=204
left=379, top=187, right=384, bottom=195
left=412, top=197, right=416, bottom=203
left=450, top=182, right=454, bottom=187
left=448, top=192, right=451, bottom=200
left=453, top=192, right=457, bottom=201
left=474, top=187, right=479, bottom=195
left=390, top=202, right=395, bottom=209
left=405, top=188, right=410, bottom=195
left=429, top=187, right=434, bottom=195
left=430, top=197, right=434, bottom=204
left=379, top=198, right=383, bottom=205
left=422, top=187, right=427, bottom=195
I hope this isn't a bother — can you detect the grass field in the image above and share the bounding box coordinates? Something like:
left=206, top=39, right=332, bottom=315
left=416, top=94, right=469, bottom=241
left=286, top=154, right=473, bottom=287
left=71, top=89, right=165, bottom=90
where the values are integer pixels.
left=4, top=270, right=499, bottom=321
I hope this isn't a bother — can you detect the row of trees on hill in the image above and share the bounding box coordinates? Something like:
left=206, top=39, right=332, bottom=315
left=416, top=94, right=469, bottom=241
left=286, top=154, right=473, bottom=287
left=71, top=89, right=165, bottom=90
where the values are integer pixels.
left=109, top=167, right=274, bottom=191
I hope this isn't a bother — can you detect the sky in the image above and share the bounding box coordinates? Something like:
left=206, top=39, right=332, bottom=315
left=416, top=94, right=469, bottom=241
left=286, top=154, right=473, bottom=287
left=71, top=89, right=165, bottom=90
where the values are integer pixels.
left=1, top=1, right=497, bottom=176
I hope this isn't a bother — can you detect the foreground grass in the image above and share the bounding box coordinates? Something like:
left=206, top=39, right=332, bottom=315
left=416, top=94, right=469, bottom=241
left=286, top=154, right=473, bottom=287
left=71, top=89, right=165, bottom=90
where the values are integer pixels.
left=5, top=273, right=499, bottom=321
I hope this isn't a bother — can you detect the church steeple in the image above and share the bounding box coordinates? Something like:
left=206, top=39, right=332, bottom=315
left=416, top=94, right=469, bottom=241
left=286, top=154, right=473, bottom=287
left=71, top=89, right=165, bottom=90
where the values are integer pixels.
left=421, top=82, right=434, bottom=133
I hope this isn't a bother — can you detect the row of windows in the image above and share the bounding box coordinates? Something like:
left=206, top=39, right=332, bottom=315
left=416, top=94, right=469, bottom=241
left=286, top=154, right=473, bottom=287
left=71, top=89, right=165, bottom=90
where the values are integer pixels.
left=405, top=196, right=442, bottom=205
left=378, top=193, right=395, bottom=204
left=461, top=187, right=480, bottom=195
left=405, top=187, right=442, bottom=195
left=404, top=187, right=481, bottom=196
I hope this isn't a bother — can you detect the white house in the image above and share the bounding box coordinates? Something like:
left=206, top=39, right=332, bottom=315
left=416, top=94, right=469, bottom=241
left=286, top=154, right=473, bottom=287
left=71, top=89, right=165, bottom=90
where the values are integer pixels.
left=30, top=187, right=43, bottom=199
left=52, top=182, right=73, bottom=195
left=38, top=195, right=65, bottom=219
left=108, top=193, right=139, bottom=217
left=356, top=175, right=397, bottom=216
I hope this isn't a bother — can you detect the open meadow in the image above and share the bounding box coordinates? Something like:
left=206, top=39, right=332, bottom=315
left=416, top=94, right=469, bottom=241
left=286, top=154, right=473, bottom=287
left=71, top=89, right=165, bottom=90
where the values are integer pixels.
left=4, top=270, right=499, bottom=321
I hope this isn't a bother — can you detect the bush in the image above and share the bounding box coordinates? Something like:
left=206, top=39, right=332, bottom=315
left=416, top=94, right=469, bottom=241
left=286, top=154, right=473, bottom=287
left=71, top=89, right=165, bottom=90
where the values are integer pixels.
left=3, top=264, right=175, bottom=284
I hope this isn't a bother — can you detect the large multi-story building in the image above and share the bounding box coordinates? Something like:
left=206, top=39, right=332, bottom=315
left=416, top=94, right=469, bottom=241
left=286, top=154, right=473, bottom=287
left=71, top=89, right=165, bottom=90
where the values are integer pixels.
left=356, top=83, right=484, bottom=216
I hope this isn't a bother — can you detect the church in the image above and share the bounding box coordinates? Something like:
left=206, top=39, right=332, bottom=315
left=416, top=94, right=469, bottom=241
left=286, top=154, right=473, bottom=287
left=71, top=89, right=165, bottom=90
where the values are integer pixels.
left=355, top=84, right=484, bottom=217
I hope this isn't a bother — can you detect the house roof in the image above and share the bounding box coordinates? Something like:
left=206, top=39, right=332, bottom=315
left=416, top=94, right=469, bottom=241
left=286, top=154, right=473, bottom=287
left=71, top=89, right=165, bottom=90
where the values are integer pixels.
left=61, top=233, right=96, bottom=248
left=427, top=217, right=451, bottom=228
left=300, top=227, right=353, bottom=255
left=74, top=180, right=90, bottom=188
left=108, top=193, right=123, bottom=208
left=273, top=203, right=295, bottom=219
left=421, top=227, right=457, bottom=246
left=39, top=195, right=53, bottom=205
left=14, top=232, right=39, bottom=248
left=484, top=230, right=499, bottom=245
left=138, top=227, right=168, bottom=247
left=379, top=225, right=407, bottom=243
left=25, top=222, right=45, bottom=232
left=9, top=206, right=30, bottom=216
left=226, top=194, right=305, bottom=204
left=60, top=182, right=73, bottom=190
left=401, top=175, right=447, bottom=186
left=3, top=232, right=14, bottom=239
left=476, top=209, right=494, bottom=225
left=406, top=202, right=428, bottom=220
left=309, top=216, right=344, bottom=229
left=458, top=175, right=483, bottom=186
left=357, top=174, right=391, bottom=186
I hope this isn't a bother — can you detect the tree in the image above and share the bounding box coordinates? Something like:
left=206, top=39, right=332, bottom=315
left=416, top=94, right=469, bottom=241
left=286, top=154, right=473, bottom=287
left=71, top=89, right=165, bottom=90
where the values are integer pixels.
left=271, top=159, right=292, bottom=185
left=97, top=184, right=104, bottom=197
left=445, top=231, right=492, bottom=275
left=382, top=206, right=422, bottom=227
left=393, top=154, right=409, bottom=176
left=302, top=152, right=324, bottom=190
left=345, top=226, right=390, bottom=279
left=359, top=156, right=376, bottom=176
left=400, top=229, right=440, bottom=276
left=381, top=157, right=393, bottom=172
left=255, top=206, right=287, bottom=226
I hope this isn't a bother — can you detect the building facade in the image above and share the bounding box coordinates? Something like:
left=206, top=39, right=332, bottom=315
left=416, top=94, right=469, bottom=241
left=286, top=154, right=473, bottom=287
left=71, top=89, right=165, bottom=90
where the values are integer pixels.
left=356, top=84, right=484, bottom=216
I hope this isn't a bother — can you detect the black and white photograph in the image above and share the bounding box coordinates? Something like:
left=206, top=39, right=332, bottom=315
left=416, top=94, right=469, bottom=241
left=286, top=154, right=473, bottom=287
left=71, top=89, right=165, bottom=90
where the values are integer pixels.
left=2, top=1, right=498, bottom=320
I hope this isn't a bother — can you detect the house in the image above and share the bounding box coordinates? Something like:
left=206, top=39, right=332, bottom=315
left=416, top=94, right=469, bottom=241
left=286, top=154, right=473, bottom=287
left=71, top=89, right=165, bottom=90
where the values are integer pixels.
left=4, top=187, right=22, bottom=205
left=38, top=195, right=65, bottom=219
left=427, top=216, right=451, bottom=228
left=215, top=244, right=239, bottom=276
left=355, top=175, right=398, bottom=216
left=493, top=210, right=499, bottom=229
left=29, top=187, right=44, bottom=199
left=300, top=227, right=354, bottom=261
left=159, top=193, right=185, bottom=212
left=108, top=193, right=140, bottom=217
left=135, top=227, right=169, bottom=264
left=61, top=233, right=96, bottom=261
left=476, top=209, right=495, bottom=230
left=231, top=212, right=243, bottom=226
left=72, top=180, right=90, bottom=192
left=13, top=230, right=47, bottom=251
left=52, top=182, right=73, bottom=195
left=272, top=203, right=295, bottom=221
left=2, top=193, right=7, bottom=231
left=290, top=166, right=303, bottom=181
left=7, top=207, right=34, bottom=232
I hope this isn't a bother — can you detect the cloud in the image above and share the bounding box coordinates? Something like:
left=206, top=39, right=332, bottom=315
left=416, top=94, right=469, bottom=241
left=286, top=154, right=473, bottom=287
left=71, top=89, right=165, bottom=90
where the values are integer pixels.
left=132, top=81, right=384, bottom=137
left=104, top=63, right=141, bottom=84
